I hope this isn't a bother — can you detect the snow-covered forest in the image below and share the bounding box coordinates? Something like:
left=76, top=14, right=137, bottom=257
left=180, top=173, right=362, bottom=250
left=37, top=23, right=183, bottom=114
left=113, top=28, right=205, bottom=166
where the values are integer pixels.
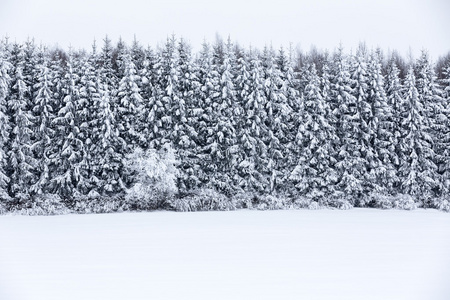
left=0, top=36, right=450, bottom=214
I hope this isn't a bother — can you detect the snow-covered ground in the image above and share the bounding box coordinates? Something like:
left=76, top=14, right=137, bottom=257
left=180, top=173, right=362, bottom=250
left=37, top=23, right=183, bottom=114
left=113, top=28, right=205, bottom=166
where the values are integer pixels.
left=0, top=209, right=449, bottom=300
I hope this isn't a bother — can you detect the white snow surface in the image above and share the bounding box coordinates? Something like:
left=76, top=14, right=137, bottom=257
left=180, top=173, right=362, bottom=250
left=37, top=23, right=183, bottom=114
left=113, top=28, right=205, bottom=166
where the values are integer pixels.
left=1, top=209, right=449, bottom=300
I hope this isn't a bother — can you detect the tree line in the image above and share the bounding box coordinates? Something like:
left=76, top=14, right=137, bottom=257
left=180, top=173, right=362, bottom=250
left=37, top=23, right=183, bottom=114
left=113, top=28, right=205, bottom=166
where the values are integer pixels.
left=0, top=35, right=449, bottom=213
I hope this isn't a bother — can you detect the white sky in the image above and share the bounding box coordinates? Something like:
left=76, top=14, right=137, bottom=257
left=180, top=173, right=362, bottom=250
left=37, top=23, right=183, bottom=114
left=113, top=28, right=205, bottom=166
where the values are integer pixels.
left=1, top=0, right=449, bottom=59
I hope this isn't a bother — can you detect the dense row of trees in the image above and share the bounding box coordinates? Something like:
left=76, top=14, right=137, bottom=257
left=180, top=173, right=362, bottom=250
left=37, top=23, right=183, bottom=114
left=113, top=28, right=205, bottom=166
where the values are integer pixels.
left=0, top=36, right=449, bottom=212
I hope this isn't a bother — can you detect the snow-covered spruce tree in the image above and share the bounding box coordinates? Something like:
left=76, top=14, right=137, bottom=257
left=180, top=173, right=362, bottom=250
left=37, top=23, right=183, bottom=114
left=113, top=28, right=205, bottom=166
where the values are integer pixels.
left=175, top=38, right=203, bottom=191
left=438, top=62, right=450, bottom=194
left=6, top=43, right=36, bottom=201
left=139, top=46, right=160, bottom=149
left=276, top=46, right=300, bottom=174
left=349, top=47, right=380, bottom=200
left=0, top=47, right=12, bottom=204
left=192, top=41, right=215, bottom=189
left=112, top=37, right=127, bottom=80
left=125, top=145, right=179, bottom=209
left=366, top=50, right=397, bottom=196
left=385, top=58, right=405, bottom=190
left=398, top=67, right=437, bottom=203
left=22, top=39, right=41, bottom=108
left=84, top=37, right=127, bottom=197
left=98, top=36, right=119, bottom=122
left=203, top=38, right=239, bottom=194
left=415, top=51, right=444, bottom=198
left=290, top=63, right=338, bottom=200
left=48, top=52, right=84, bottom=199
left=234, top=50, right=268, bottom=192
left=30, top=58, right=55, bottom=195
left=77, top=45, right=99, bottom=195
left=88, top=62, right=125, bottom=197
left=151, top=36, right=180, bottom=147
left=261, top=46, right=289, bottom=193
left=116, top=48, right=144, bottom=152
left=331, top=47, right=366, bottom=203
left=130, top=37, right=146, bottom=75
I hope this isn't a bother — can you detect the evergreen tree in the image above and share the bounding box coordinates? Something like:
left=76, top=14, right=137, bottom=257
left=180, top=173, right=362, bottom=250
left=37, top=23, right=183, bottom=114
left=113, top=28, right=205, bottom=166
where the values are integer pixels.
left=31, top=59, right=55, bottom=195
left=139, top=46, right=159, bottom=149
left=261, top=46, right=288, bottom=192
left=49, top=53, right=84, bottom=198
left=331, top=47, right=365, bottom=202
left=0, top=48, right=11, bottom=202
left=415, top=51, right=444, bottom=197
left=152, top=36, right=180, bottom=147
left=234, top=51, right=268, bottom=192
left=116, top=49, right=144, bottom=151
left=366, top=50, right=396, bottom=194
left=90, top=73, right=124, bottom=196
left=193, top=41, right=215, bottom=189
left=7, top=43, right=35, bottom=200
left=77, top=45, right=99, bottom=195
left=204, top=38, right=239, bottom=194
left=276, top=47, right=300, bottom=177
left=290, top=64, right=338, bottom=199
left=385, top=59, right=405, bottom=185
left=175, top=38, right=202, bottom=191
left=398, top=67, right=437, bottom=202
left=438, top=63, right=450, bottom=193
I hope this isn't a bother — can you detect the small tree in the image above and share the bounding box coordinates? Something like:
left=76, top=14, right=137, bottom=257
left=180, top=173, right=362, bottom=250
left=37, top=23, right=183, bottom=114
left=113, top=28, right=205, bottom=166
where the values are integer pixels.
left=125, top=145, right=179, bottom=209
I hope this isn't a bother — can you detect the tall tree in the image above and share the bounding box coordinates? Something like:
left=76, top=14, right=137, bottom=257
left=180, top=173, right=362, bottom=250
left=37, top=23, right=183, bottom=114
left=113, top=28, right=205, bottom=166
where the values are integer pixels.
left=0, top=48, right=11, bottom=202
left=31, top=59, right=55, bottom=195
left=331, top=47, right=365, bottom=202
left=398, top=67, right=437, bottom=202
left=290, top=64, right=338, bottom=199
left=7, top=43, right=35, bottom=200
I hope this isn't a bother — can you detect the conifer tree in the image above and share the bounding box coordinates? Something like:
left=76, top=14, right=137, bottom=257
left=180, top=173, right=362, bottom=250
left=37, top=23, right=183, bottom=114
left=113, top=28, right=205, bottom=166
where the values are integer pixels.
left=152, top=36, right=180, bottom=147
left=331, top=47, right=365, bottom=202
left=385, top=59, right=405, bottom=183
left=366, top=50, right=396, bottom=194
left=276, top=47, right=300, bottom=176
left=175, top=38, right=202, bottom=191
left=116, top=49, right=144, bottom=151
left=7, top=43, right=35, bottom=200
left=398, top=67, right=437, bottom=202
left=261, top=46, right=288, bottom=192
left=90, top=74, right=124, bottom=196
left=31, top=59, right=55, bottom=195
left=49, top=53, right=84, bottom=198
left=205, top=38, right=239, bottom=194
left=193, top=41, right=215, bottom=189
left=77, top=46, right=99, bottom=195
left=234, top=51, right=268, bottom=192
left=438, top=63, right=450, bottom=193
left=415, top=51, right=444, bottom=196
left=0, top=49, right=11, bottom=202
left=290, top=64, right=338, bottom=199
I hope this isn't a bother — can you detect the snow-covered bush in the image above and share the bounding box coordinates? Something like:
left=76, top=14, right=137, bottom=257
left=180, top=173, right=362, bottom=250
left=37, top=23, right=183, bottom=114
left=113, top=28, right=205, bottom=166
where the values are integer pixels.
left=430, top=198, right=450, bottom=212
left=0, top=200, right=7, bottom=214
left=253, top=194, right=290, bottom=210
left=125, top=146, right=179, bottom=210
left=13, top=194, right=70, bottom=216
left=169, top=189, right=235, bottom=212
left=367, top=193, right=394, bottom=209
left=320, top=196, right=353, bottom=210
left=292, top=197, right=322, bottom=210
left=392, top=194, right=417, bottom=210
left=232, top=192, right=257, bottom=209
left=73, top=196, right=128, bottom=214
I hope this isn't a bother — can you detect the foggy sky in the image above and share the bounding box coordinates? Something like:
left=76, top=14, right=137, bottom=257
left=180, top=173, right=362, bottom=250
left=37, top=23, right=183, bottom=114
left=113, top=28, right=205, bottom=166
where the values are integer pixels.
left=1, top=0, right=449, bottom=59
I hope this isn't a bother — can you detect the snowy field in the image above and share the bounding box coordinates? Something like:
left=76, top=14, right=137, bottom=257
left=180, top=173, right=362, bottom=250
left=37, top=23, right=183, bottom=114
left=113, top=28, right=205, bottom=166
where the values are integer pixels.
left=1, top=209, right=449, bottom=300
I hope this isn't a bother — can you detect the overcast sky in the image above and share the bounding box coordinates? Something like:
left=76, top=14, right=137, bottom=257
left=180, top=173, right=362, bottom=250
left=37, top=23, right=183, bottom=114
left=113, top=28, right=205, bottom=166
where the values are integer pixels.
left=1, top=0, right=449, bottom=59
